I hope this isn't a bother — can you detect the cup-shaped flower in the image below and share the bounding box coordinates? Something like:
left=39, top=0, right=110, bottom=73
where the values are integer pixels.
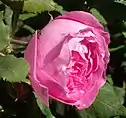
left=24, top=11, right=110, bottom=109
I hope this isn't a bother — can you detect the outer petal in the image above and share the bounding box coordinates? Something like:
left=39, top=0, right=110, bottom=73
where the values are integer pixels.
left=25, top=31, right=76, bottom=105
left=36, top=19, right=87, bottom=85
left=37, top=69, right=76, bottom=104
left=24, top=31, right=49, bottom=105
left=56, top=11, right=110, bottom=51
left=55, top=11, right=104, bottom=30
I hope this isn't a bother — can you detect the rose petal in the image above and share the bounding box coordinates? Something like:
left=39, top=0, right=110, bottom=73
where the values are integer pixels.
left=75, top=70, right=106, bottom=109
left=24, top=11, right=110, bottom=110
left=56, top=11, right=104, bottom=30
left=24, top=31, right=49, bottom=105
left=37, top=19, right=87, bottom=68
left=37, top=69, right=76, bottom=104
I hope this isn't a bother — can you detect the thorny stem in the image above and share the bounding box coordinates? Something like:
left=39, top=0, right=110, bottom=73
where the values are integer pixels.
left=10, top=39, right=28, bottom=46
left=23, top=25, right=35, bottom=34
left=0, top=53, right=5, bottom=56
left=109, top=45, right=125, bottom=52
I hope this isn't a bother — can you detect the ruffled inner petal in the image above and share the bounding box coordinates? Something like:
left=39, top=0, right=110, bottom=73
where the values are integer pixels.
left=64, top=28, right=106, bottom=109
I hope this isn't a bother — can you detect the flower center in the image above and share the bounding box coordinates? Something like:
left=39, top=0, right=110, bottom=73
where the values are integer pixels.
left=62, top=28, right=99, bottom=100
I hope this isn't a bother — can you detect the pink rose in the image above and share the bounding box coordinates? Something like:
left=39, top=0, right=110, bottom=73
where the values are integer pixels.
left=24, top=11, right=110, bottom=109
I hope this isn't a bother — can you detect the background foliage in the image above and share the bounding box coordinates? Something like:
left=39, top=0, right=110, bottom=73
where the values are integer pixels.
left=0, top=0, right=126, bottom=118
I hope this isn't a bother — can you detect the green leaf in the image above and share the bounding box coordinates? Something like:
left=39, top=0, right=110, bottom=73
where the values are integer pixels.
left=78, top=106, right=97, bottom=118
left=4, top=6, right=13, bottom=27
left=1, top=0, right=24, bottom=11
left=109, top=45, right=125, bottom=52
left=115, top=0, right=126, bottom=5
left=19, top=13, right=37, bottom=20
left=55, top=102, right=65, bottom=116
left=0, top=55, right=29, bottom=82
left=77, top=83, right=126, bottom=118
left=122, top=31, right=126, bottom=38
left=90, top=8, right=107, bottom=25
left=107, top=74, right=113, bottom=85
left=93, top=83, right=126, bottom=118
left=23, top=0, right=63, bottom=13
left=114, top=87, right=125, bottom=104
left=0, top=11, right=3, bottom=20
left=0, top=12, right=10, bottom=51
left=35, top=93, right=55, bottom=118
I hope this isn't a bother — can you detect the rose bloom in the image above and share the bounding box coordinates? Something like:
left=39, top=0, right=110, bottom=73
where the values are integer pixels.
left=24, top=11, right=110, bottom=109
